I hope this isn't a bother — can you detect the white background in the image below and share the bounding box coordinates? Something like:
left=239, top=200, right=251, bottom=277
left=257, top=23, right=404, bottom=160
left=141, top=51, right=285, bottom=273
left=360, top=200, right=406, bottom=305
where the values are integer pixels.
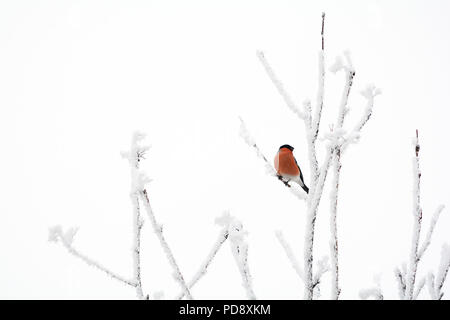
left=1, top=0, right=450, bottom=299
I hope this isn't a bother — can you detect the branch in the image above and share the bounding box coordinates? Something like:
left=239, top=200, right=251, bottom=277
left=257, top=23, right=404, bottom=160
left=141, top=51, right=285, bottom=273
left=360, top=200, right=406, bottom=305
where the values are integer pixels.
left=177, top=227, right=229, bottom=299
left=354, top=85, right=380, bottom=131
left=405, top=129, right=423, bottom=300
left=359, top=288, right=383, bottom=300
left=312, top=256, right=330, bottom=289
left=327, top=54, right=356, bottom=299
left=394, top=267, right=406, bottom=300
left=303, top=100, right=319, bottom=196
left=140, top=189, right=193, bottom=299
left=304, top=143, right=335, bottom=299
left=427, top=273, right=438, bottom=300
left=49, top=226, right=137, bottom=288
left=228, top=218, right=256, bottom=300
left=413, top=276, right=426, bottom=300
left=256, top=51, right=305, bottom=120
left=435, top=243, right=450, bottom=299
left=311, top=13, right=326, bottom=144
left=275, top=231, right=304, bottom=282
left=123, top=131, right=149, bottom=299
left=329, top=148, right=342, bottom=300
left=417, top=205, right=445, bottom=260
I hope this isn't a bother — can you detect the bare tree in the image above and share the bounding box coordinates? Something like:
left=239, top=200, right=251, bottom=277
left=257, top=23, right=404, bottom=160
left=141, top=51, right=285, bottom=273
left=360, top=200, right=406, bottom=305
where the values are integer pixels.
left=395, top=130, right=448, bottom=300
left=49, top=132, right=254, bottom=299
left=241, top=13, right=379, bottom=299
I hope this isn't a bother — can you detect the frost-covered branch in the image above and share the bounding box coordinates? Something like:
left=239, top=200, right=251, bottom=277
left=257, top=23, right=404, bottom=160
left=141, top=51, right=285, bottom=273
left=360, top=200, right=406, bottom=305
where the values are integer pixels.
left=394, top=267, right=406, bottom=299
left=427, top=244, right=450, bottom=300
left=359, top=288, right=383, bottom=300
left=124, top=132, right=192, bottom=299
left=327, top=53, right=356, bottom=299
left=249, top=13, right=380, bottom=300
left=329, top=148, right=342, bottom=300
left=256, top=52, right=305, bottom=120
left=48, top=226, right=137, bottom=288
left=359, top=275, right=383, bottom=300
left=122, top=131, right=151, bottom=299
left=418, top=205, right=445, bottom=260
left=405, top=130, right=424, bottom=300
left=275, top=231, right=304, bottom=282
left=140, top=189, right=193, bottom=300
left=311, top=13, right=326, bottom=143
left=304, top=143, right=335, bottom=299
left=397, top=130, right=447, bottom=300
left=312, top=256, right=330, bottom=289
left=219, top=213, right=256, bottom=300
left=413, top=277, right=426, bottom=300
left=239, top=117, right=307, bottom=200
left=177, top=226, right=229, bottom=300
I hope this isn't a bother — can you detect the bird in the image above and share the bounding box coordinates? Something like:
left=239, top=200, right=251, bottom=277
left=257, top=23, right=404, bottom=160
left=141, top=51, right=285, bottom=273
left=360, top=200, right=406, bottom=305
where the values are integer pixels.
left=274, top=144, right=309, bottom=194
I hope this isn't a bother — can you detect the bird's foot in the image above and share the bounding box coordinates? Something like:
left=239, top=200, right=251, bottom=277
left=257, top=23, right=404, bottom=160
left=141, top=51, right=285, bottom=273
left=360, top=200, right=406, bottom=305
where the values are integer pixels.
left=277, top=175, right=291, bottom=188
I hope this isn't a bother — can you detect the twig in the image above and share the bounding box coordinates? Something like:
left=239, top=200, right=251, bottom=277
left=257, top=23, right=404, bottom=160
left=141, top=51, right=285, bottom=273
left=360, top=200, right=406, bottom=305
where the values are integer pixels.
left=229, top=220, right=256, bottom=300
left=304, top=145, right=335, bottom=299
left=405, top=130, right=423, bottom=300
left=125, top=132, right=147, bottom=299
left=177, top=228, right=229, bottom=299
left=140, top=189, right=193, bottom=299
left=50, top=228, right=137, bottom=288
left=394, top=267, right=406, bottom=299
left=275, top=231, right=304, bottom=282
left=418, top=205, right=445, bottom=260
left=413, top=277, right=426, bottom=300
left=312, top=12, right=326, bottom=143
left=428, top=244, right=450, bottom=300
left=256, top=52, right=305, bottom=120
left=359, top=288, right=383, bottom=300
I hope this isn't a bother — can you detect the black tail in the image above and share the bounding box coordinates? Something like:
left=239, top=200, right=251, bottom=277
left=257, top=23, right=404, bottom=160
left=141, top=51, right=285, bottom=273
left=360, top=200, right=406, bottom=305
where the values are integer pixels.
left=302, top=184, right=309, bottom=194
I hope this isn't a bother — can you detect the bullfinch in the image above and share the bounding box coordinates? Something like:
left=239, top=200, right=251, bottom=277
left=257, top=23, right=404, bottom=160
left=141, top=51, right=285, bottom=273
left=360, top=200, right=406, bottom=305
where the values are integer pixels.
left=274, top=144, right=309, bottom=194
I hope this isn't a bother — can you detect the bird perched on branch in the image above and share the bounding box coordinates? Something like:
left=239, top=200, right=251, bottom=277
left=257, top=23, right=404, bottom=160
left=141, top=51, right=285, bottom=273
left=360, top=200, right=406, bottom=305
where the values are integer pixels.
left=274, top=144, right=309, bottom=194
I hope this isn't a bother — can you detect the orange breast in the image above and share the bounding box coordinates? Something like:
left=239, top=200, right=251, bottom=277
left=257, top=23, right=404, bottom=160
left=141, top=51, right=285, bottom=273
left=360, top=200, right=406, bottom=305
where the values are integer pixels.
left=274, top=149, right=300, bottom=176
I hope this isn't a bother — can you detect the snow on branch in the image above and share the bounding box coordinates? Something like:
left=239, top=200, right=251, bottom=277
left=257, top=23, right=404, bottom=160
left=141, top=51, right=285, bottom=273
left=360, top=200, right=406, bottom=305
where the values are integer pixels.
left=312, top=256, right=330, bottom=290
left=353, top=85, right=381, bottom=133
left=359, top=288, right=383, bottom=300
left=177, top=222, right=229, bottom=300
left=394, top=267, right=407, bottom=300
left=311, top=13, right=326, bottom=143
left=256, top=51, right=305, bottom=120
left=418, top=205, right=445, bottom=260
left=48, top=225, right=137, bottom=288
left=275, top=231, right=304, bottom=282
left=239, top=117, right=307, bottom=201
left=395, top=130, right=447, bottom=300
left=404, top=130, right=424, bottom=300
left=427, top=244, right=450, bottom=300
left=121, top=131, right=152, bottom=299
left=140, top=189, right=193, bottom=300
left=221, top=213, right=256, bottom=300
left=359, top=275, right=383, bottom=300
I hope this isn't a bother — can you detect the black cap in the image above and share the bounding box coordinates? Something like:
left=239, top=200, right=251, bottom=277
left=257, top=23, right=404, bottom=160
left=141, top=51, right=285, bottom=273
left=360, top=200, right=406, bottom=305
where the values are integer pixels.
left=279, top=144, right=294, bottom=151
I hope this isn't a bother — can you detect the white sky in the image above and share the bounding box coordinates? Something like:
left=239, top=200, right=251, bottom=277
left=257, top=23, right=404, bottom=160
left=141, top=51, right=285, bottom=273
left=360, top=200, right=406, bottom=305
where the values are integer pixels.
left=1, top=0, right=450, bottom=299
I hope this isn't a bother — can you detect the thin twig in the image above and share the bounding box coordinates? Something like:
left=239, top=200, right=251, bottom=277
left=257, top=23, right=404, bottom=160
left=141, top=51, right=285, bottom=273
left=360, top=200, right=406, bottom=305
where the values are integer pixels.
left=405, top=129, right=423, bottom=300
left=275, top=231, right=304, bottom=282
left=140, top=189, right=193, bottom=299
left=58, top=236, right=137, bottom=287
left=256, top=52, right=305, bottom=120
left=177, top=228, right=229, bottom=299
